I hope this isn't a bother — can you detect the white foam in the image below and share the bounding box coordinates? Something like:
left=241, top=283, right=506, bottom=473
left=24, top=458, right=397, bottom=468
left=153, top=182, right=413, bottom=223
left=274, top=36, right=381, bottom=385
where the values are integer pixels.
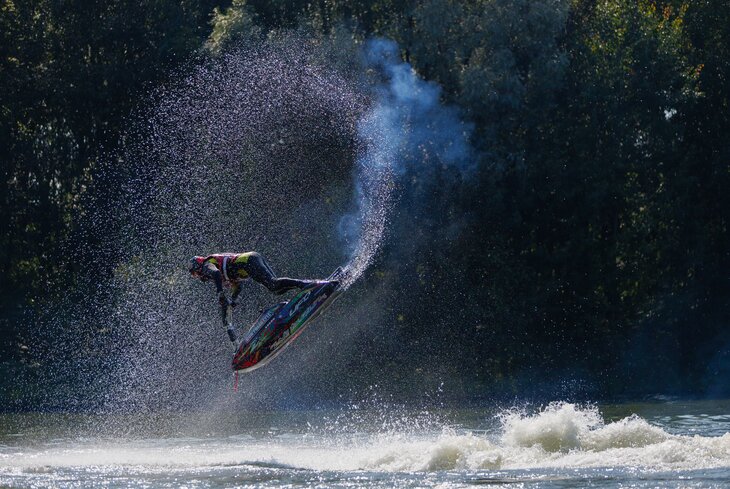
left=2, top=404, right=730, bottom=474
left=361, top=404, right=730, bottom=471
left=582, top=414, right=671, bottom=450
left=501, top=402, right=603, bottom=451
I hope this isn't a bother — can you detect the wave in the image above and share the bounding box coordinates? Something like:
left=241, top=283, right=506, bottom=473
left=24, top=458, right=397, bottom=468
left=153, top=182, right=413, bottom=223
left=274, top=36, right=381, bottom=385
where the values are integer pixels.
left=361, top=403, right=730, bottom=471
left=2, top=403, right=729, bottom=473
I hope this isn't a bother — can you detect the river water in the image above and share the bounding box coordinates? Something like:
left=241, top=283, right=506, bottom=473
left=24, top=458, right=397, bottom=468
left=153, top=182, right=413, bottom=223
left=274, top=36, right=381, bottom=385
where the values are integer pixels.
left=1, top=400, right=729, bottom=488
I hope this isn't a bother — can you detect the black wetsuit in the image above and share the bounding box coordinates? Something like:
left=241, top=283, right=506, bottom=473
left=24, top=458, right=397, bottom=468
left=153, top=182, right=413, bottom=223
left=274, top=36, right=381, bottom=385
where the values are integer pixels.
left=198, top=252, right=311, bottom=326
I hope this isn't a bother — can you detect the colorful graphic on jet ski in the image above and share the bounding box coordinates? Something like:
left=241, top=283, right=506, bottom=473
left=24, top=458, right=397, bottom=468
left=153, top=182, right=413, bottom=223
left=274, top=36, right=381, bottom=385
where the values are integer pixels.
left=232, top=267, right=347, bottom=372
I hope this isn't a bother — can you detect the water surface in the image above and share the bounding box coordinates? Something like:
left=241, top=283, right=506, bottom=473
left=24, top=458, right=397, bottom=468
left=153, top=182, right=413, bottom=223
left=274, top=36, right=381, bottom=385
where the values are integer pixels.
left=2, top=400, right=729, bottom=488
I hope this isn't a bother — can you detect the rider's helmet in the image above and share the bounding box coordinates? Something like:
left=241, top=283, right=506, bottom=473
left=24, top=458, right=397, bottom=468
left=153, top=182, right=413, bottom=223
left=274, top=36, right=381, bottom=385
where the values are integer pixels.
left=189, top=256, right=206, bottom=278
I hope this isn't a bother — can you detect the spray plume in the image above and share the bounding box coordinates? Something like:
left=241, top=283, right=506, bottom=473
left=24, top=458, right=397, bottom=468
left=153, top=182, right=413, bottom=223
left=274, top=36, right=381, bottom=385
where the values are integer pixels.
left=30, top=35, right=475, bottom=414
left=342, top=39, right=474, bottom=286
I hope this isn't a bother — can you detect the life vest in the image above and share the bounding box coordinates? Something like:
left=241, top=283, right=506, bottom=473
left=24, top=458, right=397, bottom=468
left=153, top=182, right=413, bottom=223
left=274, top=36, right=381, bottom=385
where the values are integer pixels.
left=204, top=253, right=253, bottom=283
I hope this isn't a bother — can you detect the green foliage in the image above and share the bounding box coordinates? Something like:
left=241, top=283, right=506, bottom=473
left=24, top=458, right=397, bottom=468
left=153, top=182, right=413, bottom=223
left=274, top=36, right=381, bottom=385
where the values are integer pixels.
left=0, top=0, right=224, bottom=367
left=3, top=0, right=730, bottom=406
left=206, top=0, right=262, bottom=53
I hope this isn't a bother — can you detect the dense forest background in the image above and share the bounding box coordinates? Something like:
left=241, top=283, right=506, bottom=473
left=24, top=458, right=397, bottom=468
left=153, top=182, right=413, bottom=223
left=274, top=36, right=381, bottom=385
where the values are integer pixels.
left=1, top=0, right=729, bottom=410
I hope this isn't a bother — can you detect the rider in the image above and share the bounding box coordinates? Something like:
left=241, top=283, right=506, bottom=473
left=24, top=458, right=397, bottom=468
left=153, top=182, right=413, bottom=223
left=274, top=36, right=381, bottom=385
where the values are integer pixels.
left=189, top=252, right=324, bottom=343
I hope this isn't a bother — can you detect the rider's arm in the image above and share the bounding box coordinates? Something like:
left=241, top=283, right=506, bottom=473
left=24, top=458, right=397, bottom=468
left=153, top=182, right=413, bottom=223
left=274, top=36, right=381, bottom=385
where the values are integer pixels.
left=200, top=261, right=230, bottom=326
left=225, top=284, right=240, bottom=344
left=230, top=282, right=242, bottom=305
left=201, top=261, right=224, bottom=293
left=220, top=299, right=232, bottom=327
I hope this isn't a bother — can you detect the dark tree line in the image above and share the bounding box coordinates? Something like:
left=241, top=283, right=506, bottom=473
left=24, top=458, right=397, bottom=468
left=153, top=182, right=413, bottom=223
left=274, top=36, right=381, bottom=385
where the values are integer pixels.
left=0, top=0, right=226, bottom=394
left=2, top=0, right=729, bottom=407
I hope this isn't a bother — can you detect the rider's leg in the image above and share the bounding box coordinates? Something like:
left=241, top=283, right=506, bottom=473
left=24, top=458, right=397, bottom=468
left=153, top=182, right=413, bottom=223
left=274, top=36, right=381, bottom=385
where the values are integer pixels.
left=245, top=253, right=312, bottom=295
